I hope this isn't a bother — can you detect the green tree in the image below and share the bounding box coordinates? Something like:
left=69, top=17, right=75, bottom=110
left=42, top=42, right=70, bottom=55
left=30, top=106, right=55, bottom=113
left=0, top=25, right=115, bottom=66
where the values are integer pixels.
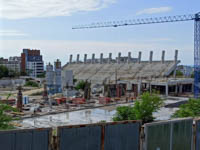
left=172, top=98, right=200, bottom=118
left=113, top=106, right=135, bottom=121
left=75, top=80, right=87, bottom=90
left=0, top=65, right=9, bottom=79
left=0, top=103, right=17, bottom=130
left=0, top=65, right=20, bottom=78
left=25, top=81, right=39, bottom=87
left=37, top=71, right=46, bottom=78
left=176, top=70, right=183, bottom=77
left=113, top=92, right=163, bottom=123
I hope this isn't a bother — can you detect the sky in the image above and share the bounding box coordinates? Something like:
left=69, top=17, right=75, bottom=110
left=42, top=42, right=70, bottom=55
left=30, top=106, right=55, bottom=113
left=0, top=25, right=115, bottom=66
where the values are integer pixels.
left=0, top=0, right=199, bottom=65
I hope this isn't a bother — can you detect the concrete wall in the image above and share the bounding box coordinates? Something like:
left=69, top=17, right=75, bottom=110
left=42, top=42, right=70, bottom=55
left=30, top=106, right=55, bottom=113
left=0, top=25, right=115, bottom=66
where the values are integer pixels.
left=0, top=79, right=25, bottom=87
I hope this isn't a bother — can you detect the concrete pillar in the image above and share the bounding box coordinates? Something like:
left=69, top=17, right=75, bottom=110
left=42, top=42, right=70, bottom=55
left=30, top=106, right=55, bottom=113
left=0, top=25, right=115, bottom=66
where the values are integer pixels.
left=92, top=53, right=95, bottom=64
left=138, top=51, right=142, bottom=63
left=69, top=55, right=73, bottom=64
left=84, top=54, right=87, bottom=64
left=149, top=51, right=153, bottom=63
left=165, top=83, right=168, bottom=97
left=175, top=84, right=178, bottom=95
left=150, top=83, right=152, bottom=94
left=192, top=83, right=194, bottom=93
left=108, top=53, right=112, bottom=64
left=76, top=54, right=80, bottom=63
left=179, top=84, right=183, bottom=93
left=100, top=53, right=103, bottom=64
left=118, top=52, right=121, bottom=64
left=128, top=52, right=131, bottom=64
left=162, top=50, right=165, bottom=63
left=173, top=50, right=178, bottom=77
left=174, top=50, right=178, bottom=63
left=138, top=81, right=141, bottom=96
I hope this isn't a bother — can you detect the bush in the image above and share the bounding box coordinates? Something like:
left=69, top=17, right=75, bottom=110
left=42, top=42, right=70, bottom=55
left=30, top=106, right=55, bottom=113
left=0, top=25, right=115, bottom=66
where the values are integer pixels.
left=113, top=106, right=135, bottom=121
left=25, top=81, right=39, bottom=87
left=0, top=102, right=17, bottom=130
left=75, top=80, right=87, bottom=90
left=113, top=92, right=163, bottom=123
left=176, top=70, right=183, bottom=77
left=172, top=98, right=200, bottom=118
left=37, top=72, right=46, bottom=78
left=0, top=65, right=9, bottom=79
left=0, top=65, right=20, bottom=78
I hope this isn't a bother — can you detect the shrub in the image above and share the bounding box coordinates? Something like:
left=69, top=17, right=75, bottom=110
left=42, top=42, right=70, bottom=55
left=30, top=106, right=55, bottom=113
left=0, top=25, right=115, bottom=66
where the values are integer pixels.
left=0, top=65, right=9, bottom=79
left=113, top=92, right=163, bottom=123
left=75, top=80, right=87, bottom=90
left=0, top=102, right=17, bottom=130
left=172, top=98, right=200, bottom=118
left=176, top=70, right=183, bottom=77
left=25, top=81, right=39, bottom=87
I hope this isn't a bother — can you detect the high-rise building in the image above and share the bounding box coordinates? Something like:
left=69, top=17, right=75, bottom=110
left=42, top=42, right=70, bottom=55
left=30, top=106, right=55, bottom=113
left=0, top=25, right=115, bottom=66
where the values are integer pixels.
left=21, top=49, right=44, bottom=77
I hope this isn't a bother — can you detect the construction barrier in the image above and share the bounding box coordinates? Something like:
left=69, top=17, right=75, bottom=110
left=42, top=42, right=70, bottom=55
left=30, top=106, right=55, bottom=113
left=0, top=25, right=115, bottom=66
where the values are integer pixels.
left=0, top=128, right=51, bottom=150
left=57, top=120, right=141, bottom=150
left=1, top=118, right=200, bottom=150
left=144, top=118, right=193, bottom=150
left=104, top=121, right=140, bottom=150
left=195, top=119, right=200, bottom=150
left=58, top=124, right=102, bottom=150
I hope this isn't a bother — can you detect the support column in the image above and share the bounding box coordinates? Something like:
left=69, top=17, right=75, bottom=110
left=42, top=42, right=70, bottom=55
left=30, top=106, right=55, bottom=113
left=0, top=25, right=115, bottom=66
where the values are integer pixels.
left=138, top=81, right=141, bottom=96
left=192, top=83, right=194, bottom=93
left=92, top=53, right=95, bottom=64
left=173, top=50, right=178, bottom=77
left=149, top=51, right=153, bottom=63
left=165, top=83, right=168, bottom=97
left=174, top=50, right=178, bottom=63
left=128, top=52, right=131, bottom=64
left=108, top=53, right=112, bottom=64
left=175, top=84, right=178, bottom=95
left=76, top=54, right=80, bottom=63
left=138, top=51, right=142, bottom=63
left=84, top=54, right=87, bottom=64
left=162, top=50, right=165, bottom=64
left=179, top=84, right=183, bottom=93
left=69, top=54, right=73, bottom=64
left=118, top=52, right=121, bottom=64
left=100, top=53, right=103, bottom=64
left=150, top=83, right=152, bottom=94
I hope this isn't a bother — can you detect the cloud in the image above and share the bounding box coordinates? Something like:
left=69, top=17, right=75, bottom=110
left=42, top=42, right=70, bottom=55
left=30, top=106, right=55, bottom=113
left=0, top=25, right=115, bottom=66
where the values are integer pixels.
left=0, top=30, right=28, bottom=37
left=136, top=7, right=172, bottom=15
left=0, top=0, right=116, bottom=19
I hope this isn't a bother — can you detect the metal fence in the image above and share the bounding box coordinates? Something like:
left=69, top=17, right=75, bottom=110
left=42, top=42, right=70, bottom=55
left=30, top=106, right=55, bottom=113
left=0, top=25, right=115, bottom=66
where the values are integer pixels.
left=58, top=124, right=102, bottom=150
left=104, top=121, right=140, bottom=150
left=57, top=121, right=141, bottom=150
left=144, top=118, right=193, bottom=150
left=0, top=128, right=51, bottom=150
left=196, top=119, right=200, bottom=150
left=1, top=118, right=200, bottom=150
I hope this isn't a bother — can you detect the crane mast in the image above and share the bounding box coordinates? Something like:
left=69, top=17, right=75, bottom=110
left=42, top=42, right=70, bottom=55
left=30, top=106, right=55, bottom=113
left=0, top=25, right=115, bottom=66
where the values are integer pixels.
left=194, top=13, right=200, bottom=98
left=73, top=12, right=200, bottom=98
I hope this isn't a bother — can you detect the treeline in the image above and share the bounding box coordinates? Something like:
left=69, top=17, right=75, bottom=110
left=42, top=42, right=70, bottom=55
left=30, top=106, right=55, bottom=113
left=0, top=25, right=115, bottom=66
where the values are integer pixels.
left=0, top=65, right=20, bottom=79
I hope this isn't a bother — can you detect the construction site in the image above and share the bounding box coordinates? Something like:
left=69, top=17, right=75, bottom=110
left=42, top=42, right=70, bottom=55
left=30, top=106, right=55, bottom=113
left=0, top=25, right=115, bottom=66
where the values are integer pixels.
left=0, top=49, right=193, bottom=128
left=0, top=11, right=199, bottom=130
left=1, top=9, right=200, bottom=149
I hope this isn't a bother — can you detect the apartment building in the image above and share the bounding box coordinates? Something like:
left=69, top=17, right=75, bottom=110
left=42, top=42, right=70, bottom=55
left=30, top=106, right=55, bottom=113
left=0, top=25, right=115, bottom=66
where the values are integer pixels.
left=21, top=49, right=44, bottom=77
